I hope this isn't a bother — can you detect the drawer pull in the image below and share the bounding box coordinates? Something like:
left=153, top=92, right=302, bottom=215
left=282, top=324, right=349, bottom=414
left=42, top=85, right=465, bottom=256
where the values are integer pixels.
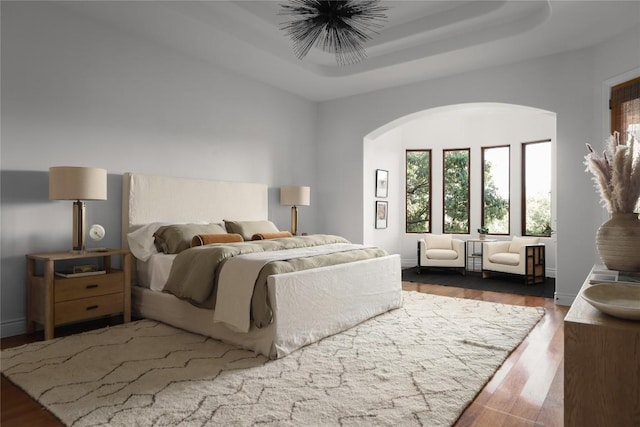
left=86, top=284, right=99, bottom=289
left=86, top=305, right=99, bottom=311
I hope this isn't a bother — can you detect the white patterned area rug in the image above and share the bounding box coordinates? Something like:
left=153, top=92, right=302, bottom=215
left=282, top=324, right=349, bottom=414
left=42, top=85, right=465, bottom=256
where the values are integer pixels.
left=1, top=291, right=543, bottom=427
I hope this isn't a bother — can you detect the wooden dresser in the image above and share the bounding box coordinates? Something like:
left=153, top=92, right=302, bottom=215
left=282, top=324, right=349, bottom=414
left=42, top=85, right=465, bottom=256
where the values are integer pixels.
left=564, top=274, right=640, bottom=426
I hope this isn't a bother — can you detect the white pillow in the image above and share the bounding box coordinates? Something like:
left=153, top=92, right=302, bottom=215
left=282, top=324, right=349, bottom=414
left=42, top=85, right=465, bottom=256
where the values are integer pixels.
left=508, top=236, right=539, bottom=253
left=127, top=222, right=167, bottom=262
left=424, top=234, right=452, bottom=250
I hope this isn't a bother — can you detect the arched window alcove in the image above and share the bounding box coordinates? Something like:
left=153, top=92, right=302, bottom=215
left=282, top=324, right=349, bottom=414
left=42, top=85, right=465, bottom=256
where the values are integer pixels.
left=363, top=102, right=557, bottom=279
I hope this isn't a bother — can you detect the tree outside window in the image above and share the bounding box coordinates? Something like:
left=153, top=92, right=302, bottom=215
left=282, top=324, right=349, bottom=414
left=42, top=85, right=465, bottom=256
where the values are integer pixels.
left=482, top=145, right=510, bottom=234
left=443, top=149, right=470, bottom=234
left=406, top=150, right=431, bottom=233
left=522, top=140, right=552, bottom=236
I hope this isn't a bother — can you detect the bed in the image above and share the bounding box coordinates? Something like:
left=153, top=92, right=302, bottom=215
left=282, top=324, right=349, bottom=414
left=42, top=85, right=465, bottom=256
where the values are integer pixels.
left=121, top=172, right=402, bottom=358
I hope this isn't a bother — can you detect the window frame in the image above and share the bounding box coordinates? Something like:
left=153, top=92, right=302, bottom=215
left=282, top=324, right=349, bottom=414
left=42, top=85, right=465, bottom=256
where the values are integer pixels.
left=481, top=144, right=510, bottom=236
left=521, top=139, right=552, bottom=237
left=442, top=147, right=470, bottom=234
left=405, top=149, right=432, bottom=234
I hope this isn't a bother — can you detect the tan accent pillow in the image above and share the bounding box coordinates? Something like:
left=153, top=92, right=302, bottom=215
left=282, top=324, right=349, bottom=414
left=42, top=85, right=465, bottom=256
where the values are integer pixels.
left=224, top=220, right=279, bottom=241
left=251, top=231, right=293, bottom=240
left=424, top=234, right=452, bottom=250
left=154, top=223, right=227, bottom=254
left=508, top=236, right=539, bottom=254
left=191, top=233, right=243, bottom=247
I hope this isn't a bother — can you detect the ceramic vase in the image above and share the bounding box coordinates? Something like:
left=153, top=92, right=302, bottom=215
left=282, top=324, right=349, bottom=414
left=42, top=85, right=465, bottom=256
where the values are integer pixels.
left=596, top=212, right=640, bottom=272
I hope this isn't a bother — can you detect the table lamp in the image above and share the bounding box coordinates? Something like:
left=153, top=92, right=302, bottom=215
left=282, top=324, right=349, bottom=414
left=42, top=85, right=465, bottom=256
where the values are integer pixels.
left=49, top=166, right=107, bottom=252
left=280, top=185, right=310, bottom=236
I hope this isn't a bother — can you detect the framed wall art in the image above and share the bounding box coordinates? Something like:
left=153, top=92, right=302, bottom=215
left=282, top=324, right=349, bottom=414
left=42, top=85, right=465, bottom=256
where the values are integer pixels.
left=375, top=201, right=388, bottom=229
left=375, top=169, right=388, bottom=198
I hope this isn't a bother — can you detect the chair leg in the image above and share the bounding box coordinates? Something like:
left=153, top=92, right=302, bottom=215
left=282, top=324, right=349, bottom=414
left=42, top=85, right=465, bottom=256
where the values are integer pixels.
left=482, top=270, right=490, bottom=279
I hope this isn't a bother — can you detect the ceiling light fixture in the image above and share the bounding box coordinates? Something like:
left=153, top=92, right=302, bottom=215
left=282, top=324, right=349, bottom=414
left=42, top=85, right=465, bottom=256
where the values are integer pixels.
left=279, top=0, right=388, bottom=66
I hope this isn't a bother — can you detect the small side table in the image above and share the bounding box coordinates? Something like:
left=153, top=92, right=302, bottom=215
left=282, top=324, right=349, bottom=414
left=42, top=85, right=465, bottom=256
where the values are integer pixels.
left=25, top=249, right=131, bottom=340
left=466, top=239, right=496, bottom=272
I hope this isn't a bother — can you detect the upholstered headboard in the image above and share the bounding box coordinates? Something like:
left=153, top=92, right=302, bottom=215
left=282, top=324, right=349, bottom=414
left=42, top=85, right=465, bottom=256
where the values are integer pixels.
left=121, top=172, right=269, bottom=251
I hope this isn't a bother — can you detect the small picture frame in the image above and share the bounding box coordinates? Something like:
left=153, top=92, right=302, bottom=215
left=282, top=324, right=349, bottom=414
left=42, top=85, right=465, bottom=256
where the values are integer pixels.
left=375, top=169, right=389, bottom=198
left=375, top=201, right=388, bottom=229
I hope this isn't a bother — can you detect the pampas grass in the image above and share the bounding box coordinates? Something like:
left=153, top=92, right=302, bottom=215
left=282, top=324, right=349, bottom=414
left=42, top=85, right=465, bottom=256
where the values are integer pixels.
left=585, top=132, right=640, bottom=213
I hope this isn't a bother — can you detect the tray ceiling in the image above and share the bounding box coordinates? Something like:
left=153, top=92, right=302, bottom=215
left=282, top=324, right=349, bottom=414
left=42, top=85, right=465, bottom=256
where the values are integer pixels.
left=59, top=1, right=640, bottom=101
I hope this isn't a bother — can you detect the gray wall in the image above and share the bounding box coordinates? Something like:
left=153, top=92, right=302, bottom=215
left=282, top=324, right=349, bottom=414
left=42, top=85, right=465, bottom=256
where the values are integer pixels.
left=315, top=24, right=640, bottom=305
left=0, top=2, right=318, bottom=336
left=1, top=1, right=638, bottom=336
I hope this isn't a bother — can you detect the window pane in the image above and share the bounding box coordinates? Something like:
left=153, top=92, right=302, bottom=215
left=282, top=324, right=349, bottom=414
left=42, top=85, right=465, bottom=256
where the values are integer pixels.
left=406, top=150, right=431, bottom=233
left=482, top=146, right=510, bottom=234
left=523, top=140, right=551, bottom=236
left=443, top=149, right=470, bottom=234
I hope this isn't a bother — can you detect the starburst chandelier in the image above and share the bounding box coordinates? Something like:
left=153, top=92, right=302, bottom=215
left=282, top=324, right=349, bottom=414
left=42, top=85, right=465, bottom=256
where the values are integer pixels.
left=279, top=0, right=388, bottom=66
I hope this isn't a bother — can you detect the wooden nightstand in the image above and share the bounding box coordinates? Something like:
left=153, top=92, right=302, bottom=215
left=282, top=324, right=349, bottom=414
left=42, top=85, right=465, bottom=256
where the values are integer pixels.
left=25, top=249, right=131, bottom=340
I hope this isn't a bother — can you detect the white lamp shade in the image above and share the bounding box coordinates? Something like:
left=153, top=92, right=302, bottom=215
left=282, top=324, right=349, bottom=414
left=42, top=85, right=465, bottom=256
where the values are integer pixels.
left=280, top=186, right=310, bottom=206
left=49, top=166, right=107, bottom=201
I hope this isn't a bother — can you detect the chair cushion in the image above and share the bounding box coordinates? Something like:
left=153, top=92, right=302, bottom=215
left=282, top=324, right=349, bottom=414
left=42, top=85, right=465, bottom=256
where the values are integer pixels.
left=508, top=236, right=539, bottom=253
left=424, top=234, right=452, bottom=250
left=489, top=252, right=520, bottom=266
left=425, top=249, right=459, bottom=260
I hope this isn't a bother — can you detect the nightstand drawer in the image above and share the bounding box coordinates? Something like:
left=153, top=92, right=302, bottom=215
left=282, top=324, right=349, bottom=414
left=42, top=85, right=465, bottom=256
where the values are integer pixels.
left=55, top=293, right=124, bottom=325
left=54, top=271, right=124, bottom=302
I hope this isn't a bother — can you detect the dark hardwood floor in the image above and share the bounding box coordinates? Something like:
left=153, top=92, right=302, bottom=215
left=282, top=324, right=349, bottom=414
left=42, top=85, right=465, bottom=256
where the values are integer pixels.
left=403, top=283, right=567, bottom=426
left=1, top=283, right=567, bottom=427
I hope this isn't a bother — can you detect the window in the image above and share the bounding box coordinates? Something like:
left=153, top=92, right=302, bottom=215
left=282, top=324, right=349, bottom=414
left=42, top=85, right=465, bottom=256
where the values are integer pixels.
left=443, top=148, right=470, bottom=234
left=611, top=77, right=640, bottom=140
left=405, top=150, right=431, bottom=233
left=522, top=140, right=551, bottom=236
left=611, top=77, right=640, bottom=212
left=481, top=145, right=510, bottom=235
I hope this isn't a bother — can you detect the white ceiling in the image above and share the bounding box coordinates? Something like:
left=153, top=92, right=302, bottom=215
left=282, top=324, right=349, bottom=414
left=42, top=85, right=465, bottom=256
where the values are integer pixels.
left=60, top=1, right=640, bottom=101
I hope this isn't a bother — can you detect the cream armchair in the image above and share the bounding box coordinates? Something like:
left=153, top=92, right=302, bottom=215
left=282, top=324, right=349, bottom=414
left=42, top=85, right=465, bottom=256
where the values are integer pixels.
left=482, top=236, right=545, bottom=284
left=417, top=234, right=466, bottom=275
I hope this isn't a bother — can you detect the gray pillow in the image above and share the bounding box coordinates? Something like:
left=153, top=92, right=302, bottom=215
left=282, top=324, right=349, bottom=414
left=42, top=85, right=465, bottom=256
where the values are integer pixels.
left=224, top=220, right=279, bottom=241
left=154, top=223, right=227, bottom=254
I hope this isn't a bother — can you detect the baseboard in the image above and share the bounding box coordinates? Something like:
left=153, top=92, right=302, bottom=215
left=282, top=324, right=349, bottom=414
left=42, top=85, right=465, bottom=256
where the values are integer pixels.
left=404, top=258, right=557, bottom=279
left=554, top=292, right=576, bottom=307
left=402, top=258, right=418, bottom=269
left=1, top=317, right=26, bottom=338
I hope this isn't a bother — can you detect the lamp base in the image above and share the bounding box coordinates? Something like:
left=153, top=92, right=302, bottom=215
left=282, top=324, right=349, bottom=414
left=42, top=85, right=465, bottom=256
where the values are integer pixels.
left=291, top=205, right=299, bottom=236
left=73, top=200, right=86, bottom=252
